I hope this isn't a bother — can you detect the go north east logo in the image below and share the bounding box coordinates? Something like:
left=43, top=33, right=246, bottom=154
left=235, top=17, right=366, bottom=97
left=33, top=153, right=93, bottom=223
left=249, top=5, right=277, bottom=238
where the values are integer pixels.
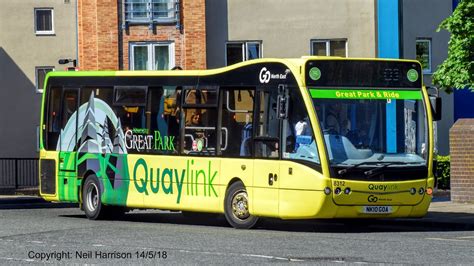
left=133, top=159, right=218, bottom=204
left=259, top=67, right=290, bottom=83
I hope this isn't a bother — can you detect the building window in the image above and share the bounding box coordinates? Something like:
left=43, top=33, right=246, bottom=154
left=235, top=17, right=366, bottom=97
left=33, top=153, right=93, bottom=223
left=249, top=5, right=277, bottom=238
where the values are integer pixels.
left=36, top=67, right=54, bottom=93
left=35, top=8, right=54, bottom=35
left=226, top=41, right=262, bottom=66
left=130, top=42, right=175, bottom=70
left=310, top=39, right=347, bottom=57
left=416, top=39, right=432, bottom=74
left=125, top=0, right=177, bottom=23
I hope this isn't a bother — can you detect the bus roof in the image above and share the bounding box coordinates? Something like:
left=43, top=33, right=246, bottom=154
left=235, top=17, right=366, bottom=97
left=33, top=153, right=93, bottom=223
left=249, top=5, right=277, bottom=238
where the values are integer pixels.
left=46, top=56, right=421, bottom=79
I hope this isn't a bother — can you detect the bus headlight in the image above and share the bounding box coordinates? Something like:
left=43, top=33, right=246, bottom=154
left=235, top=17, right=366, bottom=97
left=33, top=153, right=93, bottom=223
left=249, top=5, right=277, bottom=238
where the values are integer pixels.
left=410, top=188, right=416, bottom=195
left=419, top=187, right=425, bottom=195
left=344, top=187, right=351, bottom=194
left=324, top=187, right=331, bottom=195
left=334, top=187, right=342, bottom=195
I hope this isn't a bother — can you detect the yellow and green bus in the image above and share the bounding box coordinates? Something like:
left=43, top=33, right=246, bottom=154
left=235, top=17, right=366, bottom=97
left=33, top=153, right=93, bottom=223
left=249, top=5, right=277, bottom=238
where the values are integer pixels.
left=39, top=57, right=440, bottom=229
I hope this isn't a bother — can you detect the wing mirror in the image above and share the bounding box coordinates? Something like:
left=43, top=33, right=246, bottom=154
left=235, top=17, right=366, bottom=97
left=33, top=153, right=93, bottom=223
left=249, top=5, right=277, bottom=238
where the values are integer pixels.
left=277, top=84, right=289, bottom=119
left=427, top=86, right=442, bottom=121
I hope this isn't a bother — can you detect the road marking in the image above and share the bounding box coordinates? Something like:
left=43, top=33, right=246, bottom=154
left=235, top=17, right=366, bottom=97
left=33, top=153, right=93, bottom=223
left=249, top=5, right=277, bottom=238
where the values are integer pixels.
left=177, top=249, right=305, bottom=262
left=0, top=257, right=18, bottom=261
left=426, top=237, right=468, bottom=242
left=242, top=254, right=305, bottom=261
left=30, top=241, right=44, bottom=244
left=93, top=244, right=105, bottom=247
left=457, top=236, right=474, bottom=239
left=290, top=258, right=305, bottom=262
left=243, top=254, right=275, bottom=259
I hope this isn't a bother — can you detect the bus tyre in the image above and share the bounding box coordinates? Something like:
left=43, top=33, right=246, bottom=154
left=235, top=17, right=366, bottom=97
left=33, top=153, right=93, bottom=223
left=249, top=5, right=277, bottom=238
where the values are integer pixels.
left=224, top=182, right=258, bottom=229
left=82, top=175, right=106, bottom=220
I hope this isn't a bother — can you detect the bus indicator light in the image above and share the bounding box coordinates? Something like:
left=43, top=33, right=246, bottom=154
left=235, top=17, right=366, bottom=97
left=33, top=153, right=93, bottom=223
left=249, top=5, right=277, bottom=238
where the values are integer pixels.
left=426, top=187, right=433, bottom=195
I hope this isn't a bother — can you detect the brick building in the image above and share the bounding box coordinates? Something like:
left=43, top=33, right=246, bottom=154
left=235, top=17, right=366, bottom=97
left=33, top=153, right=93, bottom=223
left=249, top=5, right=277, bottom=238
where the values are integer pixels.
left=77, top=0, right=206, bottom=71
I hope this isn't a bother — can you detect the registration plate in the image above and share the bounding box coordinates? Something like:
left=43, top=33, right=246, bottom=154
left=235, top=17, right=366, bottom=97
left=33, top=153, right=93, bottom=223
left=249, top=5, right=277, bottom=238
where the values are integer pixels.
left=363, top=206, right=393, bottom=214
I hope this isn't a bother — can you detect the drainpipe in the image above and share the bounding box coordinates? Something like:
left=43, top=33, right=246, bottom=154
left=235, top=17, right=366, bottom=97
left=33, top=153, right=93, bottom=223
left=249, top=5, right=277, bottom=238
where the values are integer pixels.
left=75, top=0, right=79, bottom=68
left=118, top=0, right=124, bottom=70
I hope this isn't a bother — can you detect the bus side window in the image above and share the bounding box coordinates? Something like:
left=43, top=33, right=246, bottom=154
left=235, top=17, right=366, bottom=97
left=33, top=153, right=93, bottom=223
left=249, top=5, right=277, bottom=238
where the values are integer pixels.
left=147, top=86, right=181, bottom=154
left=58, top=89, right=79, bottom=151
left=45, top=86, right=62, bottom=150
left=254, top=89, right=280, bottom=158
left=182, top=87, right=218, bottom=155
left=220, top=88, right=255, bottom=157
left=282, top=87, right=320, bottom=165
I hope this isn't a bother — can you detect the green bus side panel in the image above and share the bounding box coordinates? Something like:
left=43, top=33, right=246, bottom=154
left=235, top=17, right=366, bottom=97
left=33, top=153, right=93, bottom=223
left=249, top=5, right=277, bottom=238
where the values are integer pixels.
left=77, top=152, right=130, bottom=206
left=57, top=152, right=79, bottom=202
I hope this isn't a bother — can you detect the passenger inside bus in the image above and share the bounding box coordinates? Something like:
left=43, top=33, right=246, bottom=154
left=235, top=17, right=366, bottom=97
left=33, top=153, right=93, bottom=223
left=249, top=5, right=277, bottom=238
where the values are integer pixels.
left=325, top=103, right=350, bottom=135
left=284, top=106, right=320, bottom=164
left=290, top=118, right=318, bottom=163
left=186, top=113, right=204, bottom=134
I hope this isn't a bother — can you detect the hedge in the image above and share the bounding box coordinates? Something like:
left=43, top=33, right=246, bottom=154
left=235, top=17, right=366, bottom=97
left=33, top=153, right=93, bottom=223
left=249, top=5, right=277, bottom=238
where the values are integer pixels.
left=435, top=155, right=450, bottom=189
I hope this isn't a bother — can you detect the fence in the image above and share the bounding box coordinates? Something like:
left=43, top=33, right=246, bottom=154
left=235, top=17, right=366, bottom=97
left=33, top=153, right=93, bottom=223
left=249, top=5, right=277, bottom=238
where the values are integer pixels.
left=0, top=159, right=38, bottom=189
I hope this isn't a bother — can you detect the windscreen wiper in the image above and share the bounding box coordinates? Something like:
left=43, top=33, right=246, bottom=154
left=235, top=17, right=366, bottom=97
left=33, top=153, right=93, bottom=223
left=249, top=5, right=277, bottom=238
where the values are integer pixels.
left=363, top=162, right=417, bottom=177
left=337, top=161, right=381, bottom=176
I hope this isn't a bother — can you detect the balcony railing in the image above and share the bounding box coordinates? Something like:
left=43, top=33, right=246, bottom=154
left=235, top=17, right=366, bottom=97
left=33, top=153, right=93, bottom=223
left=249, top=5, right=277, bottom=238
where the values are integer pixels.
left=125, top=0, right=179, bottom=25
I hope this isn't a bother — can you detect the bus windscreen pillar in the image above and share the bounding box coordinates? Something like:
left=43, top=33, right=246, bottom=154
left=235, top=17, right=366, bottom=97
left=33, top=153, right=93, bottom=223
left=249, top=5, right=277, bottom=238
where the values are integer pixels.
left=386, top=100, right=397, bottom=153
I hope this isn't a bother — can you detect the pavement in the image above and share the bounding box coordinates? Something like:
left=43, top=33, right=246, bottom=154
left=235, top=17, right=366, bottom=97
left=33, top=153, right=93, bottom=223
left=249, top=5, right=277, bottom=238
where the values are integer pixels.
left=419, top=200, right=474, bottom=228
left=1, top=195, right=473, bottom=227
left=0, top=195, right=75, bottom=209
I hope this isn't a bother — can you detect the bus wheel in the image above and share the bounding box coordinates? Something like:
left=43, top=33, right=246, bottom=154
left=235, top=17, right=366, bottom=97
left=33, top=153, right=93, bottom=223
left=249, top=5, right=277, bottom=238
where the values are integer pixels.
left=224, top=182, right=258, bottom=229
left=82, top=175, right=106, bottom=220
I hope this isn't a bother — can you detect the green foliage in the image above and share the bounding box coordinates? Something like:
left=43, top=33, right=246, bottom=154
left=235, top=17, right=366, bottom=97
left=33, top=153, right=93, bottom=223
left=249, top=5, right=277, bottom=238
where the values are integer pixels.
left=432, top=1, right=474, bottom=92
left=436, top=155, right=450, bottom=189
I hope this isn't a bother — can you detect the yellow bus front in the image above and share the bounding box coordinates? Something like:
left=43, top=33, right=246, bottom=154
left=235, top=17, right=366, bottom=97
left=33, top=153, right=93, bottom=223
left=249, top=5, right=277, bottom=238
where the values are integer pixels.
left=276, top=58, right=434, bottom=220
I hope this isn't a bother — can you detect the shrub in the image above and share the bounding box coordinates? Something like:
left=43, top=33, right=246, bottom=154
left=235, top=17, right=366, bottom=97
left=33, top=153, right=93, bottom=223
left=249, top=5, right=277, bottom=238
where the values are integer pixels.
left=435, top=155, right=450, bottom=189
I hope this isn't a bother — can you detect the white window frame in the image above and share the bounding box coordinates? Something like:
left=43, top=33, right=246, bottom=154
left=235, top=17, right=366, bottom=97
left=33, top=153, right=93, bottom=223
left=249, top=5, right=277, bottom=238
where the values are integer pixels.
left=129, top=42, right=175, bottom=70
left=35, top=66, right=55, bottom=93
left=416, top=39, right=432, bottom=74
left=225, top=41, right=262, bottom=66
left=125, top=0, right=177, bottom=23
left=34, top=8, right=54, bottom=35
left=245, top=41, right=262, bottom=60
left=310, top=39, right=348, bottom=57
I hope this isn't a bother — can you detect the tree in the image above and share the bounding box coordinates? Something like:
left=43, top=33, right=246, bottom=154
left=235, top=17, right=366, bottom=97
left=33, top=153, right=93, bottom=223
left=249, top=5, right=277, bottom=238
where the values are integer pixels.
left=432, top=0, right=473, bottom=92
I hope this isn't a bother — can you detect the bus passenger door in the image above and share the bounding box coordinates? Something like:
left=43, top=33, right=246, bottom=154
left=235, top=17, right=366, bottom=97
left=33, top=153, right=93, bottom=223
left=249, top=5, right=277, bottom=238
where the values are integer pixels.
left=252, top=88, right=280, bottom=217
left=58, top=88, right=79, bottom=202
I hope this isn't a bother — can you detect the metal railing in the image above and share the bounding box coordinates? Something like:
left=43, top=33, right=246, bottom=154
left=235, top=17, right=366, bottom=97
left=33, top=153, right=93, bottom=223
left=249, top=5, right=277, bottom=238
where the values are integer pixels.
left=0, top=159, right=38, bottom=189
left=125, top=0, right=178, bottom=24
